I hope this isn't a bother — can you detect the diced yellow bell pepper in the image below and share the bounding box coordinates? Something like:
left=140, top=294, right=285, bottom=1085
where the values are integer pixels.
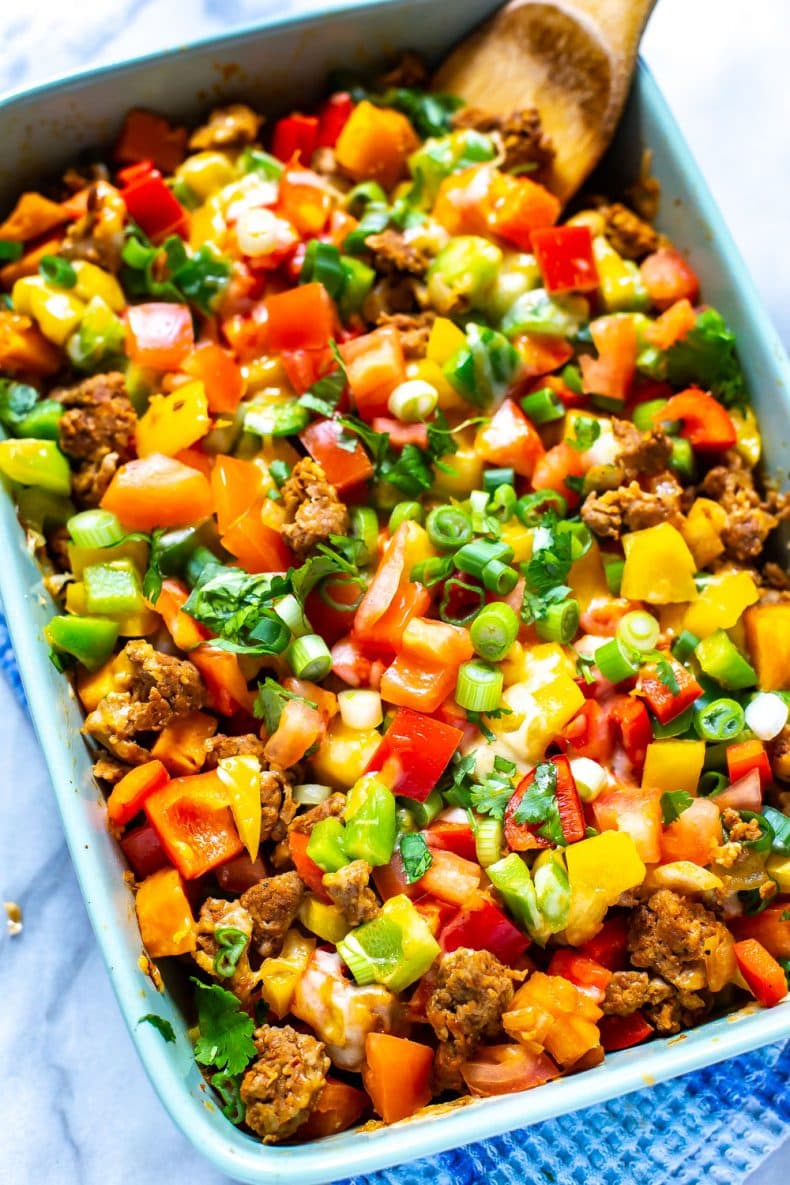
left=76, top=655, right=123, bottom=711
left=65, top=581, right=86, bottom=615
left=744, top=603, right=790, bottom=691
left=427, top=316, right=467, bottom=366
left=12, top=275, right=85, bottom=345
left=216, top=754, right=262, bottom=862
left=642, top=739, right=705, bottom=794
left=592, top=235, right=649, bottom=313
left=136, top=380, right=210, bottom=457
left=298, top=896, right=350, bottom=944
left=683, top=570, right=759, bottom=639
left=568, top=540, right=608, bottom=611
left=731, top=406, right=762, bottom=468
left=259, top=930, right=315, bottom=1018
left=176, top=150, right=237, bottom=200
left=495, top=669, right=584, bottom=766
left=67, top=538, right=150, bottom=578
left=565, top=831, right=645, bottom=945
left=310, top=719, right=383, bottom=790
left=189, top=199, right=227, bottom=250
left=135, top=867, right=197, bottom=957
left=621, top=522, right=698, bottom=603
left=501, top=521, right=533, bottom=564
left=767, top=854, right=790, bottom=892
left=406, top=356, right=468, bottom=412
left=680, top=498, right=728, bottom=569
left=657, top=603, right=689, bottom=637
left=431, top=446, right=484, bottom=498
left=71, top=260, right=125, bottom=312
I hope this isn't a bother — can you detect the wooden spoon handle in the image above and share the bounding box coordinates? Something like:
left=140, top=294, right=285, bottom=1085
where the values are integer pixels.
left=562, top=0, right=657, bottom=66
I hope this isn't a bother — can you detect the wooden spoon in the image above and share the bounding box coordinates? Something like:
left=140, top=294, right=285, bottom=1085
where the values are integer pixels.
left=433, top=0, right=657, bottom=203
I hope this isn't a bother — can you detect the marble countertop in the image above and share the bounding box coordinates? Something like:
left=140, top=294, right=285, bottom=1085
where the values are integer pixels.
left=0, top=2, right=787, bottom=1183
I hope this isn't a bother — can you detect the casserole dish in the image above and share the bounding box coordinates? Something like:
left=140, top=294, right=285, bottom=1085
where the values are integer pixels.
left=0, top=1, right=788, bottom=1180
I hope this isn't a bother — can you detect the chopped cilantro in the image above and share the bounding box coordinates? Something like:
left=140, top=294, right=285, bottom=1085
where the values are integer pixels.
left=470, top=756, right=517, bottom=821
left=182, top=568, right=291, bottom=654
left=400, top=832, right=433, bottom=883
left=368, top=88, right=463, bottom=138
left=254, top=678, right=318, bottom=734
left=298, top=342, right=347, bottom=418
left=654, top=656, right=681, bottom=695
left=639, top=308, right=747, bottom=409
left=466, top=704, right=512, bottom=743
left=121, top=225, right=230, bottom=314
left=340, top=410, right=457, bottom=499
left=138, top=1013, right=176, bottom=1043
left=142, top=527, right=166, bottom=604
left=660, top=789, right=694, bottom=825
left=512, top=761, right=565, bottom=846
left=575, top=651, right=597, bottom=685
left=437, top=751, right=478, bottom=808
left=191, top=979, right=256, bottom=1076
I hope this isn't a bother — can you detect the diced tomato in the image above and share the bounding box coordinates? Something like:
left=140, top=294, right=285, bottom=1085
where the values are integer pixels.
left=215, top=853, right=269, bottom=894
left=733, top=938, right=788, bottom=1007
left=547, top=949, right=612, bottom=1002
left=530, top=441, right=586, bottom=508
left=560, top=700, right=614, bottom=763
left=660, top=796, right=722, bottom=865
left=272, top=113, right=319, bottom=162
left=505, top=755, right=585, bottom=851
left=712, top=769, right=763, bottom=813
left=475, top=398, right=545, bottom=478
left=265, top=282, right=336, bottom=351
left=120, top=821, right=171, bottom=878
left=371, top=849, right=422, bottom=901
left=636, top=656, right=702, bottom=724
left=120, top=165, right=187, bottom=241
left=592, top=783, right=662, bottom=864
left=305, top=577, right=364, bottom=647
left=182, top=342, right=244, bottom=414
left=353, top=521, right=432, bottom=654
left=512, top=333, right=575, bottom=378
left=277, top=164, right=333, bottom=236
left=598, top=1012, right=654, bottom=1052
left=371, top=417, right=429, bottom=449
left=288, top=829, right=330, bottom=898
left=416, top=848, right=481, bottom=905
left=532, top=225, right=599, bottom=293
left=340, top=326, right=406, bottom=420
left=460, top=1044, right=560, bottom=1097
left=440, top=898, right=529, bottom=965
left=644, top=299, right=697, bottom=350
left=281, top=345, right=338, bottom=395
left=580, top=315, right=638, bottom=406
left=426, top=821, right=478, bottom=863
left=126, top=303, right=194, bottom=370
left=726, top=739, right=772, bottom=788
left=366, top=707, right=464, bottom=802
left=578, top=914, right=630, bottom=971
left=300, top=418, right=374, bottom=493
left=316, top=93, right=355, bottom=148
left=264, top=698, right=323, bottom=768
left=640, top=248, right=700, bottom=309
left=330, top=634, right=379, bottom=687
left=609, top=695, right=652, bottom=772
left=660, top=387, right=737, bottom=452
left=730, top=905, right=790, bottom=960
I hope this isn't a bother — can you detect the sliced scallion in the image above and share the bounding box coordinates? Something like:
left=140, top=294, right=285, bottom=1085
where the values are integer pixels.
left=455, top=659, right=503, bottom=712
left=67, top=508, right=124, bottom=549
left=470, top=602, right=519, bottom=662
left=288, top=633, right=332, bottom=681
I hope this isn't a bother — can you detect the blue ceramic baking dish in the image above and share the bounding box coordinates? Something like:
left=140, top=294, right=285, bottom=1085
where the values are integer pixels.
left=1, top=2, right=788, bottom=1180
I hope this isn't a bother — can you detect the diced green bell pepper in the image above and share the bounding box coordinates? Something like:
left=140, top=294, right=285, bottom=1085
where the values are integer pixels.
left=408, top=129, right=495, bottom=207
left=531, top=849, right=571, bottom=933
left=487, top=852, right=551, bottom=945
left=13, top=399, right=64, bottom=441
left=444, top=323, right=520, bottom=408
left=0, top=438, right=72, bottom=495
left=343, top=774, right=397, bottom=866
left=485, top=252, right=541, bottom=320
left=592, top=236, right=650, bottom=313
left=427, top=236, right=502, bottom=314
left=695, top=629, right=757, bottom=691
left=337, top=893, right=440, bottom=992
left=83, top=559, right=145, bottom=617
left=501, top=287, right=588, bottom=339
left=66, top=296, right=126, bottom=373
left=306, top=816, right=349, bottom=873
left=45, top=614, right=119, bottom=671
left=338, top=255, right=375, bottom=318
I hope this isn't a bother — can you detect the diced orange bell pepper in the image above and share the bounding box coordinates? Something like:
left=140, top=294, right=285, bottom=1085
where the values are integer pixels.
left=223, top=512, right=293, bottom=574
left=0, top=310, right=62, bottom=375
left=277, top=164, right=333, bottom=236
left=530, top=441, right=587, bottom=508
left=340, top=326, right=407, bottom=420
left=475, top=397, right=545, bottom=477
left=744, top=603, right=790, bottom=691
left=300, top=418, right=374, bottom=493
left=135, top=866, right=197, bottom=957
left=210, top=454, right=293, bottom=572
left=101, top=454, right=213, bottom=531
left=335, top=100, right=419, bottom=190
left=660, top=387, right=737, bottom=452
left=151, top=711, right=218, bottom=776
left=266, top=282, right=336, bottom=352
left=182, top=341, right=245, bottom=413
left=211, top=454, right=263, bottom=534
left=0, top=235, right=63, bottom=288
left=379, top=651, right=458, bottom=713
left=580, top=315, right=638, bottom=405
left=362, top=1033, right=433, bottom=1123
left=733, top=938, right=788, bottom=1007
left=113, top=108, right=187, bottom=174
left=644, top=299, right=697, bottom=350
left=107, top=759, right=171, bottom=827
left=144, top=769, right=243, bottom=879
left=191, top=645, right=255, bottom=716
left=126, top=302, right=194, bottom=370
left=298, top=1080, right=369, bottom=1139
left=353, top=521, right=433, bottom=653
left=154, top=578, right=210, bottom=650
left=0, top=191, right=70, bottom=241
left=264, top=698, right=323, bottom=768
left=485, top=169, right=561, bottom=251
left=726, top=739, right=772, bottom=788
left=400, top=617, right=474, bottom=665
left=730, top=906, right=790, bottom=961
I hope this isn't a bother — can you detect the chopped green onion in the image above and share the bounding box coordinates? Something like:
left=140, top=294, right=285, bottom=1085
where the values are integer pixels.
left=454, top=538, right=514, bottom=580
left=763, top=806, right=790, bottom=855
left=594, top=636, right=641, bottom=683
left=481, top=558, right=519, bottom=595
left=273, top=594, right=311, bottom=638
left=695, top=630, right=757, bottom=690
left=0, top=239, right=23, bottom=262
left=389, top=501, right=423, bottom=532
left=213, top=927, right=247, bottom=978
left=535, top=598, right=580, bottom=644
left=469, top=489, right=495, bottom=535
left=244, top=401, right=310, bottom=437
left=387, top=379, right=438, bottom=423
left=727, top=811, right=774, bottom=854
left=345, top=181, right=388, bottom=217
left=693, top=697, right=745, bottom=743
left=300, top=240, right=345, bottom=299
left=288, top=633, right=332, bottom=681
left=475, top=816, right=503, bottom=867
left=560, top=364, right=583, bottom=394
left=516, top=489, right=567, bottom=527
left=652, top=704, right=695, bottom=738
left=602, top=555, right=624, bottom=596
left=67, top=508, right=125, bottom=549
left=455, top=659, right=503, bottom=712
left=568, top=757, right=607, bottom=803
left=426, top=505, right=473, bottom=551
left=14, top=399, right=63, bottom=441
left=520, top=386, right=564, bottom=424
left=632, top=398, right=672, bottom=433
left=293, top=783, right=333, bottom=806
left=672, top=629, right=700, bottom=663
left=489, top=483, right=517, bottom=522
left=338, top=255, right=375, bottom=318
left=565, top=520, right=592, bottom=561
left=617, top=609, right=660, bottom=653
left=700, top=771, right=729, bottom=797
left=483, top=468, right=515, bottom=493
left=411, top=555, right=454, bottom=587
left=668, top=437, right=695, bottom=481
left=350, top=506, right=379, bottom=564
left=470, top=602, right=520, bottom=662
left=39, top=254, right=77, bottom=288
left=269, top=458, right=291, bottom=487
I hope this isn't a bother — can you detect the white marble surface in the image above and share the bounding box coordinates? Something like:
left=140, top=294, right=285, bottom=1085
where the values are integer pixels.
left=0, top=2, right=788, bottom=1184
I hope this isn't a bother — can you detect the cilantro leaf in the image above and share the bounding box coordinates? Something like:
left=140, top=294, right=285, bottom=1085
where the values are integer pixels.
left=298, top=342, right=347, bottom=418
left=470, top=757, right=517, bottom=821
left=400, top=832, right=433, bottom=883
left=567, top=416, right=601, bottom=452
left=660, top=789, right=694, bottom=825
left=640, top=307, right=747, bottom=409
left=437, top=750, right=478, bottom=808
left=575, top=652, right=597, bottom=685
left=368, top=87, right=464, bottom=138
left=654, top=656, right=681, bottom=695
left=138, top=1013, right=176, bottom=1043
left=142, top=528, right=166, bottom=604
left=182, top=568, right=291, bottom=654
left=466, top=705, right=512, bottom=743
left=340, top=411, right=457, bottom=499
left=254, top=677, right=318, bottom=733
left=191, top=979, right=256, bottom=1076
left=512, top=761, right=565, bottom=846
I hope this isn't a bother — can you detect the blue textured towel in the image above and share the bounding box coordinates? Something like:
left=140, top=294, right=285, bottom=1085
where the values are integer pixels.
left=0, top=602, right=786, bottom=1182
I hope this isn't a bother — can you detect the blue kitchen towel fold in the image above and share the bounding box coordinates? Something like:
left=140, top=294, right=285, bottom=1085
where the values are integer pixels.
left=0, top=601, right=786, bottom=1183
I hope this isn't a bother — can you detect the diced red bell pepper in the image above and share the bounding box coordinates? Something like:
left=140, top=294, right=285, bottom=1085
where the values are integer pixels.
left=426, top=821, right=478, bottom=863
left=316, top=93, right=355, bottom=148
left=265, top=282, right=336, bottom=352
left=120, top=821, right=171, bottom=878
left=733, top=938, right=788, bottom=1007
left=531, top=225, right=599, bottom=294
left=339, top=326, right=406, bottom=420
left=144, top=769, right=243, bottom=879
left=281, top=345, right=339, bottom=395
left=726, top=739, right=772, bottom=788
left=440, top=898, right=530, bottom=966
left=504, top=755, right=585, bottom=851
left=660, top=796, right=722, bottom=866
left=272, top=113, right=320, bottom=163
left=659, top=387, right=737, bottom=452
left=598, top=1012, right=654, bottom=1052
left=636, top=655, right=702, bottom=725
left=560, top=700, right=614, bottom=763
left=126, top=302, right=194, bottom=370
left=300, top=418, right=374, bottom=493
left=547, top=949, right=612, bottom=1002
left=288, top=830, right=331, bottom=899
left=609, top=695, right=653, bottom=772
left=640, top=248, right=700, bottom=309
left=120, top=165, right=188, bottom=242
left=580, top=315, right=638, bottom=406
left=366, top=707, right=464, bottom=802
left=578, top=914, right=630, bottom=971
